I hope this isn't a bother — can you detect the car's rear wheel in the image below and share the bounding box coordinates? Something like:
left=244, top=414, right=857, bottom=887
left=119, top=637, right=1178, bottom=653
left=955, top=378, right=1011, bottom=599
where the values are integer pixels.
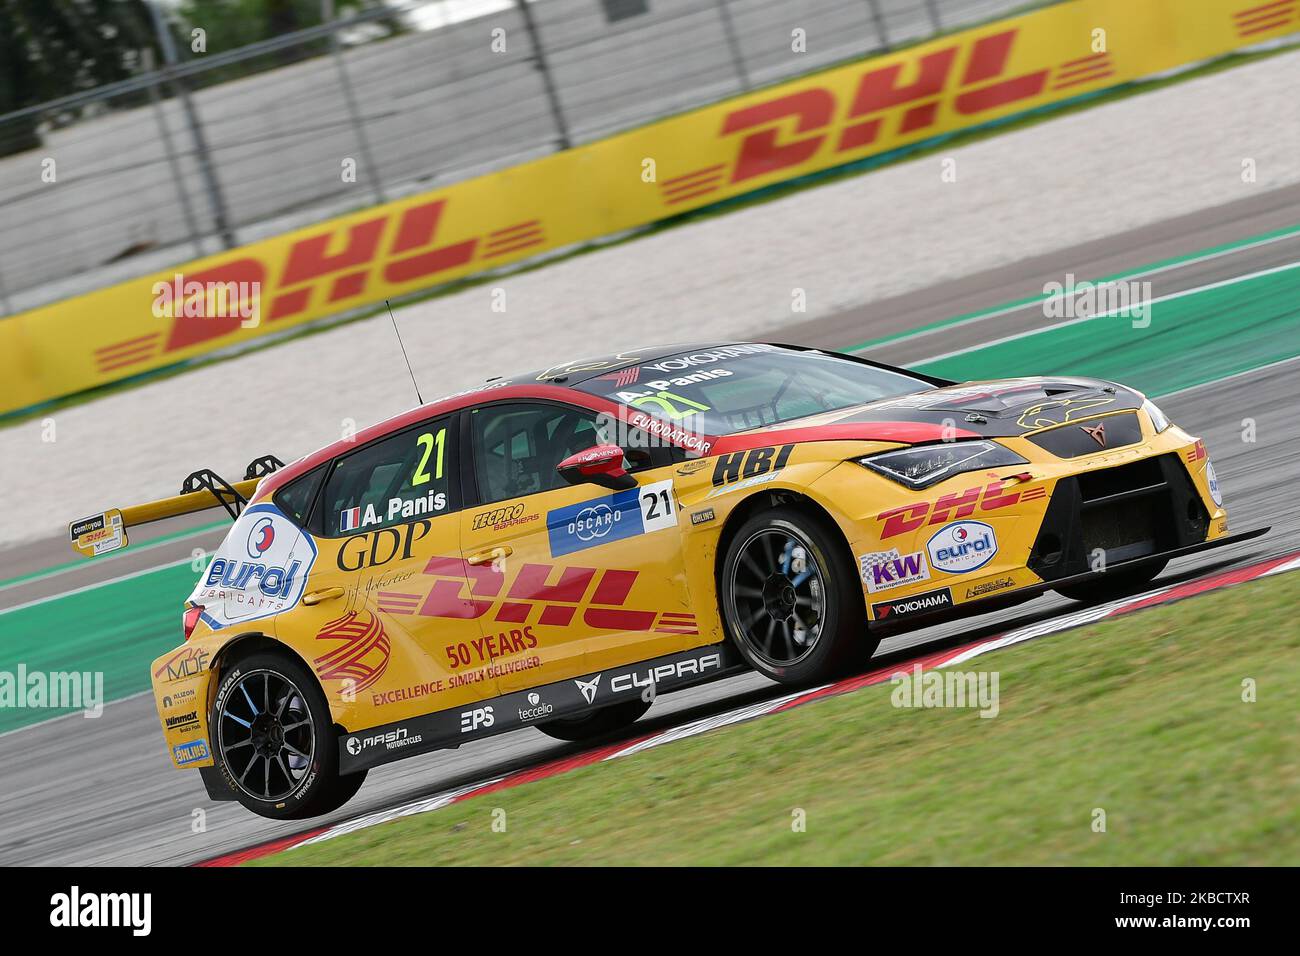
left=212, top=651, right=366, bottom=819
left=535, top=699, right=651, bottom=742
left=720, top=506, right=872, bottom=684
left=1053, top=558, right=1168, bottom=604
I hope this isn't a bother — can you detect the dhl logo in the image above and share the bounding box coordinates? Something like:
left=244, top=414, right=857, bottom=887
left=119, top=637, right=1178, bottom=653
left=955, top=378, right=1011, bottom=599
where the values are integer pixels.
left=877, top=478, right=1047, bottom=539
left=93, top=199, right=547, bottom=374
left=375, top=556, right=698, bottom=635
left=1232, top=0, right=1298, bottom=37
left=659, top=28, right=1117, bottom=203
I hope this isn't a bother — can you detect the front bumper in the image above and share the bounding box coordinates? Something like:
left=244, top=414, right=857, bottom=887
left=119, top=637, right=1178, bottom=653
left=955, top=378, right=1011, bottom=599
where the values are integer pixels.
left=819, top=417, right=1233, bottom=624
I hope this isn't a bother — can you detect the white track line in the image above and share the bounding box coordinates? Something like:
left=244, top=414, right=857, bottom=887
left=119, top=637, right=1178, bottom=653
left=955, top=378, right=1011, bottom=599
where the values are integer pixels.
left=0, top=556, right=193, bottom=617
left=852, top=226, right=1300, bottom=352
left=912, top=259, right=1300, bottom=366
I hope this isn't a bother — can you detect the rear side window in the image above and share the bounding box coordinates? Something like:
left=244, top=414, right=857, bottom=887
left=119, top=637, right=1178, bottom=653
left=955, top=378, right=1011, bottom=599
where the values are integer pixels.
left=320, top=417, right=458, bottom=536
left=272, top=465, right=324, bottom=527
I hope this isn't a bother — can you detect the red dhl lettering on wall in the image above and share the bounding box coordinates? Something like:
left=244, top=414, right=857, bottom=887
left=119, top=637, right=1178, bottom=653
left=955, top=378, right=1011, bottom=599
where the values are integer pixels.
left=94, top=200, right=547, bottom=373
left=660, top=28, right=1116, bottom=204
left=374, top=557, right=697, bottom=635
left=876, top=479, right=1048, bottom=539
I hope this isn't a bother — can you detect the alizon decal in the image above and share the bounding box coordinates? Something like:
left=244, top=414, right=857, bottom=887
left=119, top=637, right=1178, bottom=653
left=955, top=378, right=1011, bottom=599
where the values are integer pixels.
left=338, top=644, right=741, bottom=773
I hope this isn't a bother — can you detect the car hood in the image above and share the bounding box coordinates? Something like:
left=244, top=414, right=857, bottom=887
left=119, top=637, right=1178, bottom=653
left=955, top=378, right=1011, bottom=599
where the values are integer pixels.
left=739, top=376, right=1145, bottom=440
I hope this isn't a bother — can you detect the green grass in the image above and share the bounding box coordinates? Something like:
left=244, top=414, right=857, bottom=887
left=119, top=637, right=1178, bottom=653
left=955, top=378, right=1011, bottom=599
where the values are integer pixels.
left=256, top=572, right=1300, bottom=866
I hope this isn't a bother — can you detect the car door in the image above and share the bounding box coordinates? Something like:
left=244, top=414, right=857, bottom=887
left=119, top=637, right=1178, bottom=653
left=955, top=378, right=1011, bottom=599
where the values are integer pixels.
left=303, top=413, right=497, bottom=732
left=461, top=400, right=698, bottom=693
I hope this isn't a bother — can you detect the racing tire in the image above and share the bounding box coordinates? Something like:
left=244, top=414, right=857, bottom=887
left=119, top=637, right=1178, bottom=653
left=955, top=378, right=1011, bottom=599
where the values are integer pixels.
left=1053, top=558, right=1168, bottom=604
left=534, top=698, right=652, bottom=742
left=720, top=505, right=872, bottom=685
left=211, top=651, right=366, bottom=820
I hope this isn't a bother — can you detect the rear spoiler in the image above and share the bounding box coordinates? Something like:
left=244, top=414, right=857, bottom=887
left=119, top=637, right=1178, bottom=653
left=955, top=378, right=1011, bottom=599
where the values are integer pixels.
left=68, top=454, right=285, bottom=558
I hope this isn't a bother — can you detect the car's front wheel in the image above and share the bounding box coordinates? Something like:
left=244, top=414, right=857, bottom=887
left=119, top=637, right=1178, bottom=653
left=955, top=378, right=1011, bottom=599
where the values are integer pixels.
left=211, top=651, right=366, bottom=819
left=720, top=506, right=873, bottom=684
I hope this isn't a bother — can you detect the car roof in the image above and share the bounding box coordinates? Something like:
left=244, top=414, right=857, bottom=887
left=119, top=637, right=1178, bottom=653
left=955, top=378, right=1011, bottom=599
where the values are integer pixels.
left=253, top=342, right=752, bottom=502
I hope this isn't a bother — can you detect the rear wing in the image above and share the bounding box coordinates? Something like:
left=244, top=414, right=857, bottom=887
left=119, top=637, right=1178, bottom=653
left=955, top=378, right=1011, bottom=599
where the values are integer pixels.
left=68, top=454, right=285, bottom=558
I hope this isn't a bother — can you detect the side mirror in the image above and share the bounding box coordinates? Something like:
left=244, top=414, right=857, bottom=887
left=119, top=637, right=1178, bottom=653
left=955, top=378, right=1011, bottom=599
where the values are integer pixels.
left=557, top=444, right=636, bottom=491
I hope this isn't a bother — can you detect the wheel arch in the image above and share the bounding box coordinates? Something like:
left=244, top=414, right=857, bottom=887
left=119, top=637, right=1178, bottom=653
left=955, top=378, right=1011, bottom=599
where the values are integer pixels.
left=206, top=632, right=332, bottom=724
left=712, top=487, right=857, bottom=592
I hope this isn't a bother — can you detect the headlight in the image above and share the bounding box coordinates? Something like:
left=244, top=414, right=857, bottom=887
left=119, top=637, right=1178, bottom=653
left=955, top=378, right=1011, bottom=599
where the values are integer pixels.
left=1142, top=399, right=1171, bottom=433
left=856, top=441, right=1027, bottom=489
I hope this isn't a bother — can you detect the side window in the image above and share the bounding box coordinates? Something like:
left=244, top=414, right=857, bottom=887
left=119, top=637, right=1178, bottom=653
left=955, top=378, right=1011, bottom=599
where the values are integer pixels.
left=320, top=417, right=458, bottom=536
left=471, top=403, right=654, bottom=504
left=273, top=465, right=325, bottom=527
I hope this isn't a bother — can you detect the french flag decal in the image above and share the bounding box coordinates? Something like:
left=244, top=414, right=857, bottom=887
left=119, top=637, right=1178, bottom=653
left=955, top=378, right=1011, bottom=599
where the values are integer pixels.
left=340, top=507, right=362, bottom=532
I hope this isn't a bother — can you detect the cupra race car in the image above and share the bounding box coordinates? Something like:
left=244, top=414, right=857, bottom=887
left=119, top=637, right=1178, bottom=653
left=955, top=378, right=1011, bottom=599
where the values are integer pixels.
left=71, top=343, right=1264, bottom=819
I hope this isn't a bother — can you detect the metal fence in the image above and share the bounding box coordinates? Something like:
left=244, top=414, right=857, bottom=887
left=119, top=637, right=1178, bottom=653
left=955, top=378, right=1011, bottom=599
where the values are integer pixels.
left=0, top=0, right=1049, bottom=315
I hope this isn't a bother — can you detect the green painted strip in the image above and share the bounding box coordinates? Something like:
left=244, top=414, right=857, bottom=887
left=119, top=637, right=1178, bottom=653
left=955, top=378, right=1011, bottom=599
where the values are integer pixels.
left=0, top=562, right=196, bottom=734
left=0, top=519, right=228, bottom=592
left=912, top=265, right=1300, bottom=396
left=846, top=221, right=1300, bottom=354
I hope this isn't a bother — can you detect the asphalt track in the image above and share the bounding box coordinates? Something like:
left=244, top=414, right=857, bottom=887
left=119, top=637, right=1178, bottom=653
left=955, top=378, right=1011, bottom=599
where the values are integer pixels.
left=1, top=186, right=1298, bottom=865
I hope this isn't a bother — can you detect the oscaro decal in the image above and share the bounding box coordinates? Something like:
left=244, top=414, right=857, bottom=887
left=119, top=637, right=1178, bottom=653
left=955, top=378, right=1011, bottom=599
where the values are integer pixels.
left=547, top=479, right=675, bottom=557
left=927, top=521, right=998, bottom=574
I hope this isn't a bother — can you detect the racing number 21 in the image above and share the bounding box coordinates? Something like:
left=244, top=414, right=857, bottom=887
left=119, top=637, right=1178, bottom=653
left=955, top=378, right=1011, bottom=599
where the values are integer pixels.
left=413, top=428, right=446, bottom=486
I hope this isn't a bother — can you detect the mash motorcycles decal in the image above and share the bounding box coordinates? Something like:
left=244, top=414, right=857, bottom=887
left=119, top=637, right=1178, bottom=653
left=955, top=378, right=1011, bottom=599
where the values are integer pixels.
left=190, top=503, right=317, bottom=628
left=547, top=479, right=676, bottom=557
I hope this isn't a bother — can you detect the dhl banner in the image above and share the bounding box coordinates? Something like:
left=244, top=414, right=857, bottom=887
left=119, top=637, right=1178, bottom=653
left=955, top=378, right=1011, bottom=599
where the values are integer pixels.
left=1, top=0, right=1292, bottom=415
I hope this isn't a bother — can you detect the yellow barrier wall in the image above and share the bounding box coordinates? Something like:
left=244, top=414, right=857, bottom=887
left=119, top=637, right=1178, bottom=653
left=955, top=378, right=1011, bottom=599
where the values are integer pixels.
left=1, top=0, right=1290, bottom=414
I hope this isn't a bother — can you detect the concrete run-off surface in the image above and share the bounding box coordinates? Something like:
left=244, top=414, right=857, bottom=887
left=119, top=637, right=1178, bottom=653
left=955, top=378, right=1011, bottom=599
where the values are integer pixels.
left=1, top=48, right=1298, bottom=548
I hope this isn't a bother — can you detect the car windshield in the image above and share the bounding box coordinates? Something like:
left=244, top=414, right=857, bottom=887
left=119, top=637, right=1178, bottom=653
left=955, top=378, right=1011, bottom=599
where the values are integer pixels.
left=573, top=345, right=934, bottom=435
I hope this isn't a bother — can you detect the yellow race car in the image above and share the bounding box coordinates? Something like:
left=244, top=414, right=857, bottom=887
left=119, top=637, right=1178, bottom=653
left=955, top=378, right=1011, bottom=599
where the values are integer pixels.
left=72, top=343, right=1260, bottom=819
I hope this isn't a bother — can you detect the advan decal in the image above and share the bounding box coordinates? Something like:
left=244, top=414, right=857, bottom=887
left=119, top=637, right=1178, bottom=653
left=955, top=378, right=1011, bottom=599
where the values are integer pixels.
left=190, top=503, right=318, bottom=627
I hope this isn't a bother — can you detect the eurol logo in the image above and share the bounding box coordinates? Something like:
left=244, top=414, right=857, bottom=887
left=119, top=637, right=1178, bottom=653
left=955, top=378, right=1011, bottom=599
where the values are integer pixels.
left=190, top=505, right=318, bottom=626
left=927, top=521, right=998, bottom=574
